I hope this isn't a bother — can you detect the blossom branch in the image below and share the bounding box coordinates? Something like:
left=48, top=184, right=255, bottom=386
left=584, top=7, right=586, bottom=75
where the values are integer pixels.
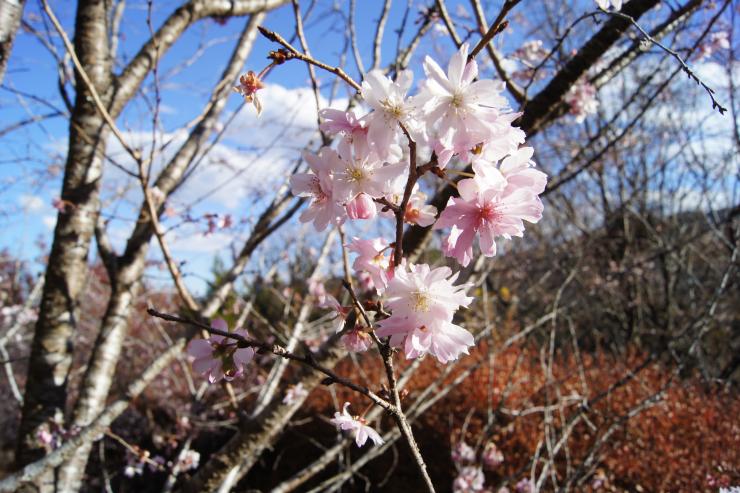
left=599, top=3, right=728, bottom=114
left=257, top=26, right=362, bottom=91
left=146, top=308, right=395, bottom=412
left=467, top=0, right=520, bottom=62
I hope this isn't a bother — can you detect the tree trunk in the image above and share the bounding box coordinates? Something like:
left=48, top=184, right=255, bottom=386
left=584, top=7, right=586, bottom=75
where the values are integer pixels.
left=0, top=0, right=25, bottom=85
left=15, top=0, right=110, bottom=478
left=55, top=15, right=265, bottom=491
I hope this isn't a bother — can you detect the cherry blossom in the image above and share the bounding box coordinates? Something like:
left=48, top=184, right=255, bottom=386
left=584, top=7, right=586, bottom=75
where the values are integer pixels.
left=187, top=319, right=255, bottom=383
left=376, top=263, right=474, bottom=363
left=415, top=43, right=509, bottom=155
left=361, top=69, right=417, bottom=157
left=331, top=141, right=406, bottom=203
left=348, top=237, right=392, bottom=292
left=514, top=478, right=533, bottom=493
left=404, top=190, right=438, bottom=227
left=341, top=327, right=373, bottom=353
left=564, top=80, right=599, bottom=123
left=282, top=382, right=309, bottom=405
left=345, top=192, right=378, bottom=220
left=233, top=70, right=265, bottom=114
left=482, top=441, right=504, bottom=469
left=290, top=148, right=346, bottom=231
left=330, top=402, right=384, bottom=447
left=453, top=466, right=486, bottom=493
left=452, top=441, right=476, bottom=464
left=318, top=293, right=351, bottom=332
left=435, top=159, right=544, bottom=267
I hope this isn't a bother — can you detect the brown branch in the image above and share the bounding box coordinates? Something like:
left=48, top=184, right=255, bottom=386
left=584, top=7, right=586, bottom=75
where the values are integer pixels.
left=258, top=26, right=362, bottom=92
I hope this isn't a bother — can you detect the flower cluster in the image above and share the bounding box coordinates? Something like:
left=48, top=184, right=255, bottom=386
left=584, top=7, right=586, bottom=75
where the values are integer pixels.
left=451, top=438, right=506, bottom=492
left=294, top=43, right=546, bottom=364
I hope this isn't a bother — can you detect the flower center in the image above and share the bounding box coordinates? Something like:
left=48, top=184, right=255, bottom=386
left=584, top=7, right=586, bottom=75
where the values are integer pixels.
left=450, top=92, right=464, bottom=108
left=381, top=99, right=404, bottom=119
left=479, top=202, right=500, bottom=225
left=411, top=291, right=431, bottom=312
left=347, top=166, right=366, bottom=182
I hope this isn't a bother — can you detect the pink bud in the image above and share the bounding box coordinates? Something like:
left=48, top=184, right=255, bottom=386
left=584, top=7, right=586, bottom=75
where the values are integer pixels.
left=345, top=193, right=377, bottom=220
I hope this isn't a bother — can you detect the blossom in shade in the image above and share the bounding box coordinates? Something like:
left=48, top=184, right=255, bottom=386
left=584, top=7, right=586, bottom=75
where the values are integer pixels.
left=345, top=192, right=377, bottom=220
left=482, top=441, right=504, bottom=469
left=453, top=466, right=486, bottom=493
left=330, top=402, right=384, bottom=447
left=282, top=382, right=309, bottom=405
left=434, top=160, right=544, bottom=267
left=595, top=0, right=622, bottom=10
left=291, top=148, right=346, bottom=231
left=452, top=441, right=476, bottom=464
left=318, top=294, right=351, bottom=332
left=176, top=449, right=200, bottom=472
left=187, top=319, right=255, bottom=383
left=514, top=478, right=533, bottom=493
left=308, top=278, right=327, bottom=303
left=415, top=43, right=509, bottom=154
left=376, top=263, right=474, bottom=363
left=348, top=237, right=392, bottom=292
left=564, top=80, right=599, bottom=123
left=234, top=71, right=265, bottom=114
left=341, top=327, right=373, bottom=353
left=361, top=69, right=417, bottom=158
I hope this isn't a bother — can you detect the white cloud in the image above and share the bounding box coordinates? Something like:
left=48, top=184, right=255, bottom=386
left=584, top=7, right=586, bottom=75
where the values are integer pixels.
left=19, top=194, right=45, bottom=213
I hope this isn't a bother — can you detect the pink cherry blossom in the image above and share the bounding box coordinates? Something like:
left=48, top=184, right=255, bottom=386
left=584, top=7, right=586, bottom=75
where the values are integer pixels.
left=318, top=108, right=369, bottom=152
left=376, top=263, right=474, bottom=363
left=482, top=441, right=504, bottom=469
left=282, top=382, right=309, bottom=405
left=330, top=402, right=384, bottom=447
left=345, top=192, right=377, bottom=220
left=348, top=237, right=392, bottom=292
left=187, top=319, right=255, bottom=383
left=404, top=190, right=437, bottom=227
left=497, top=147, right=547, bottom=195
left=290, top=148, right=346, bottom=231
left=341, top=328, right=373, bottom=353
left=233, top=70, right=265, bottom=114
left=514, top=478, right=533, bottom=493
left=513, top=40, right=547, bottom=65
left=318, top=293, right=351, bottom=332
left=434, top=160, right=544, bottom=267
left=415, top=43, right=509, bottom=154
left=190, top=320, right=255, bottom=380
left=361, top=69, right=418, bottom=158
left=308, top=278, right=328, bottom=303
left=452, top=441, right=476, bottom=464
left=453, top=466, right=485, bottom=493
left=564, top=80, right=599, bottom=123
left=331, top=141, right=406, bottom=203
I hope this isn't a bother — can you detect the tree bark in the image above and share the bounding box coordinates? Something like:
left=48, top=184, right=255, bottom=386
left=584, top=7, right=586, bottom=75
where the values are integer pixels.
left=0, top=0, right=25, bottom=85
left=16, top=0, right=111, bottom=475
